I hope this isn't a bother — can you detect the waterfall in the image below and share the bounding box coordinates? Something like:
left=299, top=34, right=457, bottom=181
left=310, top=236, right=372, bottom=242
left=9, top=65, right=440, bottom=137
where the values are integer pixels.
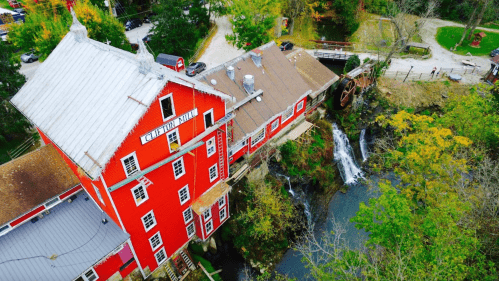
left=333, top=124, right=363, bottom=184
left=360, top=129, right=369, bottom=162
left=276, top=173, right=311, bottom=225
left=276, top=173, right=295, bottom=197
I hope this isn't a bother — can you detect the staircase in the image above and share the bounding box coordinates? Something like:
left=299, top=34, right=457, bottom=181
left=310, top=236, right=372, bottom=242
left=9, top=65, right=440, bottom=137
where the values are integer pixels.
left=137, top=176, right=153, bottom=187
left=217, top=130, right=225, bottom=179
left=165, top=262, right=178, bottom=281
left=180, top=249, right=196, bottom=271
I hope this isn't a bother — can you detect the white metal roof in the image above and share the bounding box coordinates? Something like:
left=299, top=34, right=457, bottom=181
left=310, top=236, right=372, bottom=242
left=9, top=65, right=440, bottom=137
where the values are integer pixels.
left=11, top=12, right=232, bottom=179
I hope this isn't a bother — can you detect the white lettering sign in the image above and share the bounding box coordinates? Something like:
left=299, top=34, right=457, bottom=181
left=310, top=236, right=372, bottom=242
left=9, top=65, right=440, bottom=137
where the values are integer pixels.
left=140, top=108, right=198, bottom=145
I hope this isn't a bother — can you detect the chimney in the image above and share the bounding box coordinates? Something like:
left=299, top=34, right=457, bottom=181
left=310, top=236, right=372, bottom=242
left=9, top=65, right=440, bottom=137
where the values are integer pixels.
left=243, top=75, right=254, bottom=94
left=227, top=66, right=235, bottom=80
left=251, top=51, right=262, bottom=67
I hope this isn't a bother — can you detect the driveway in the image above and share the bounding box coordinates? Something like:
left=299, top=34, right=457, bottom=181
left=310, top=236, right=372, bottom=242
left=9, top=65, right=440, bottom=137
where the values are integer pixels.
left=197, top=16, right=245, bottom=70
left=125, top=23, right=152, bottom=45
left=19, top=61, right=41, bottom=80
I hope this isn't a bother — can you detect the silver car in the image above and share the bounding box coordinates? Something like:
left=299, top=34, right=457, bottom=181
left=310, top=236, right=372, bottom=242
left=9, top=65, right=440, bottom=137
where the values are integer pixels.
left=21, top=52, right=39, bottom=63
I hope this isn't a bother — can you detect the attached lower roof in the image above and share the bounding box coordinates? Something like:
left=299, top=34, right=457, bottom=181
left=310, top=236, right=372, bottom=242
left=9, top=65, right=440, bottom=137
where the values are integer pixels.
left=195, top=42, right=312, bottom=145
left=0, top=190, right=129, bottom=281
left=11, top=15, right=231, bottom=180
left=0, top=144, right=80, bottom=226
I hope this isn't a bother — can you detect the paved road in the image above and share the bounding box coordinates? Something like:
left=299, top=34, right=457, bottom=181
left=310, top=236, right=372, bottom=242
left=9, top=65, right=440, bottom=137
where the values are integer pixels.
left=19, top=61, right=41, bottom=80
left=198, top=16, right=244, bottom=70
left=125, top=23, right=153, bottom=45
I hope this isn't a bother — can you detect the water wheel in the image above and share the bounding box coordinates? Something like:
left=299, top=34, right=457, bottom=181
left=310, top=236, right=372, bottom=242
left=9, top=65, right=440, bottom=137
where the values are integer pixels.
left=334, top=78, right=356, bottom=109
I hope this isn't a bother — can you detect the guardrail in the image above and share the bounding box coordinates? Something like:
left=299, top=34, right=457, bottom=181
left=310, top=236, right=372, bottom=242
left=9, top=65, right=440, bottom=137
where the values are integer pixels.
left=7, top=136, right=35, bottom=160
left=189, top=23, right=218, bottom=64
left=384, top=66, right=485, bottom=81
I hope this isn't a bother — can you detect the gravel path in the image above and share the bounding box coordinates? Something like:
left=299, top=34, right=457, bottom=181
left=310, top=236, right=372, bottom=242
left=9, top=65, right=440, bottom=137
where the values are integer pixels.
left=198, top=16, right=244, bottom=70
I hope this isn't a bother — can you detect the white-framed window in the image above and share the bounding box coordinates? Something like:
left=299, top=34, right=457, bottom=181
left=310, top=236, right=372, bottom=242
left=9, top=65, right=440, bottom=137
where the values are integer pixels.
left=183, top=207, right=193, bottom=224
left=166, top=128, right=181, bottom=153
left=282, top=107, right=294, bottom=122
left=141, top=210, right=157, bottom=232
left=131, top=184, right=148, bottom=206
left=0, top=224, right=10, bottom=235
left=251, top=128, right=265, bottom=147
left=297, top=100, right=304, bottom=111
left=44, top=197, right=60, bottom=208
left=186, top=222, right=196, bottom=238
left=218, top=196, right=226, bottom=208
left=159, top=94, right=175, bottom=121
left=219, top=207, right=227, bottom=222
left=149, top=231, right=163, bottom=251
left=92, top=184, right=105, bottom=205
left=82, top=268, right=99, bottom=281
left=178, top=185, right=190, bottom=205
left=155, top=247, right=167, bottom=266
left=172, top=157, right=186, bottom=179
left=209, top=164, right=218, bottom=182
left=203, top=208, right=212, bottom=221
left=271, top=119, right=279, bottom=131
left=121, top=152, right=140, bottom=177
left=206, top=137, right=216, bottom=158
left=203, top=109, right=214, bottom=129
left=205, top=220, right=213, bottom=235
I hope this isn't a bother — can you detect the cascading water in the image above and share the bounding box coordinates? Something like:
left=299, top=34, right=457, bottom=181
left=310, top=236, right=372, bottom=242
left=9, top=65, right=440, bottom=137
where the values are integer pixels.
left=276, top=173, right=312, bottom=226
left=359, top=129, right=369, bottom=162
left=333, top=123, right=363, bottom=184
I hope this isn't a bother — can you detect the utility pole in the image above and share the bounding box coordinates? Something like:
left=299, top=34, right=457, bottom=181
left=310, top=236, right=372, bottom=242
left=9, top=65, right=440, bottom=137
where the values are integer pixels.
left=403, top=66, right=414, bottom=83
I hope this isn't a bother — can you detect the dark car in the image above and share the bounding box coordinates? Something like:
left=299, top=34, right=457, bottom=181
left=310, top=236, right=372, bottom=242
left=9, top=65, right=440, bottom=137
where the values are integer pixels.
left=280, top=41, right=294, bottom=51
left=125, top=18, right=142, bottom=31
left=13, top=8, right=25, bottom=15
left=20, top=52, right=39, bottom=63
left=491, top=47, right=499, bottom=57
left=142, top=34, right=152, bottom=44
left=143, top=12, right=157, bottom=23
left=186, top=62, right=206, bottom=76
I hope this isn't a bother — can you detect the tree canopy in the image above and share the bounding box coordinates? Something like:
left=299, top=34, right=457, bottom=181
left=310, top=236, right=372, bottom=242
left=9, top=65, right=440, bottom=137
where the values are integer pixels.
left=0, top=41, right=31, bottom=144
left=8, top=0, right=131, bottom=61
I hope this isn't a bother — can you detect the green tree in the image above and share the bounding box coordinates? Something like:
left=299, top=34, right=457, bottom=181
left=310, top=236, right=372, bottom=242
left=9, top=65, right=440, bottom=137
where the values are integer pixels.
left=149, top=0, right=198, bottom=60
left=0, top=41, right=31, bottom=144
left=343, top=54, right=360, bottom=73
left=226, top=0, right=281, bottom=51
left=8, top=0, right=130, bottom=61
left=332, top=0, right=360, bottom=35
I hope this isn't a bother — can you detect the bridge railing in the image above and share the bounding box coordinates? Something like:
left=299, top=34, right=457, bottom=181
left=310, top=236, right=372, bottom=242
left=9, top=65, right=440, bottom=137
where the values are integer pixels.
left=384, top=66, right=485, bottom=81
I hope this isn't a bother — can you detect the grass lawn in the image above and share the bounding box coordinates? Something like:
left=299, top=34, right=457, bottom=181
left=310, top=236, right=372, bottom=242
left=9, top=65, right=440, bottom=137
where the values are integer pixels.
left=481, top=22, right=499, bottom=30
left=0, top=0, right=14, bottom=9
left=436, top=26, right=499, bottom=56
left=278, top=16, right=318, bottom=49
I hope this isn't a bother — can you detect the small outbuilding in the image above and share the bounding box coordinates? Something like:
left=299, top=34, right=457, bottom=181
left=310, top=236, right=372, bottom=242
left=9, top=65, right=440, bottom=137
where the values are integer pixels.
left=471, top=32, right=486, bottom=47
left=156, top=53, right=185, bottom=72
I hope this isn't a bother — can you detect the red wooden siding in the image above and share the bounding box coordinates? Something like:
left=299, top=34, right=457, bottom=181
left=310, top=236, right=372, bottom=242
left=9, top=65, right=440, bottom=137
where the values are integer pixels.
left=93, top=242, right=138, bottom=280
left=9, top=205, right=45, bottom=227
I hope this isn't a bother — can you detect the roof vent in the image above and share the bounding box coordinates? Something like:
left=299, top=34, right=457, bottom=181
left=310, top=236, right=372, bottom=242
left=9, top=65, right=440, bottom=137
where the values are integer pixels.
left=243, top=75, right=254, bottom=94
left=69, top=8, right=88, bottom=42
left=227, top=66, right=235, bottom=80
left=211, top=79, right=217, bottom=85
left=136, top=39, right=154, bottom=74
left=256, top=96, right=262, bottom=102
left=251, top=51, right=262, bottom=67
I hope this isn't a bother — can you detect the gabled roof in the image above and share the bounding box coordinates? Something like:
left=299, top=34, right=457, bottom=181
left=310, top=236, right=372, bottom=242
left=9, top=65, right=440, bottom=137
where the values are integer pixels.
left=195, top=42, right=312, bottom=145
left=0, top=190, right=129, bottom=280
left=286, top=49, right=339, bottom=98
left=11, top=12, right=231, bottom=179
left=0, top=144, right=80, bottom=226
left=156, top=53, right=182, bottom=66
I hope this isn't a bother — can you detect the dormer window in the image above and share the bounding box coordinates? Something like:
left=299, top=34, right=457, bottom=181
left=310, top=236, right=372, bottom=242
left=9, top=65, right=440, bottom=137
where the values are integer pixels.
left=159, top=94, right=175, bottom=121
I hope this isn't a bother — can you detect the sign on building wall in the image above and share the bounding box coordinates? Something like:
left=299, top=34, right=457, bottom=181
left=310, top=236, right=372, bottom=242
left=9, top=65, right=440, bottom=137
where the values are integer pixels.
left=140, top=108, right=198, bottom=145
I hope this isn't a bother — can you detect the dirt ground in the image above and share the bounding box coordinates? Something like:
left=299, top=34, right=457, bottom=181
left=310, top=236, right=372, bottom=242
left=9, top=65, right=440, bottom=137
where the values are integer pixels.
left=376, top=77, right=471, bottom=110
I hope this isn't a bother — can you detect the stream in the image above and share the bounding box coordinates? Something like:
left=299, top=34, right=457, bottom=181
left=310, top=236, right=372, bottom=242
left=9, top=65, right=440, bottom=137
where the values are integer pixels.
left=209, top=123, right=386, bottom=280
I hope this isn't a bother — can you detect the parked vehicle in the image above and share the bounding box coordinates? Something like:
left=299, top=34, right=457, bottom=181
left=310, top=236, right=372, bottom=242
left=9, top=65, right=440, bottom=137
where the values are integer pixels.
left=125, top=18, right=142, bottom=31
left=13, top=8, right=25, bottom=15
left=279, top=41, right=294, bottom=51
left=491, top=47, right=499, bottom=57
left=142, top=34, right=152, bottom=44
left=21, top=52, right=38, bottom=63
left=142, top=12, right=157, bottom=23
left=186, top=62, right=206, bottom=76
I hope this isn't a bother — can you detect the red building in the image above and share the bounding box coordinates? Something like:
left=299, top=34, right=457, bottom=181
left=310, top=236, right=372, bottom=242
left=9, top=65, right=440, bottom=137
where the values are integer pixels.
left=485, top=55, right=499, bottom=84
left=195, top=43, right=338, bottom=164
left=12, top=12, right=233, bottom=280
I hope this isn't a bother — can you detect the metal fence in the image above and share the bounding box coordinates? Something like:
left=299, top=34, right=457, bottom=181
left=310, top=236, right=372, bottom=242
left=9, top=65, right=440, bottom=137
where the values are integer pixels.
left=384, top=66, right=486, bottom=81
left=189, top=24, right=218, bottom=64
left=7, top=136, right=35, bottom=160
